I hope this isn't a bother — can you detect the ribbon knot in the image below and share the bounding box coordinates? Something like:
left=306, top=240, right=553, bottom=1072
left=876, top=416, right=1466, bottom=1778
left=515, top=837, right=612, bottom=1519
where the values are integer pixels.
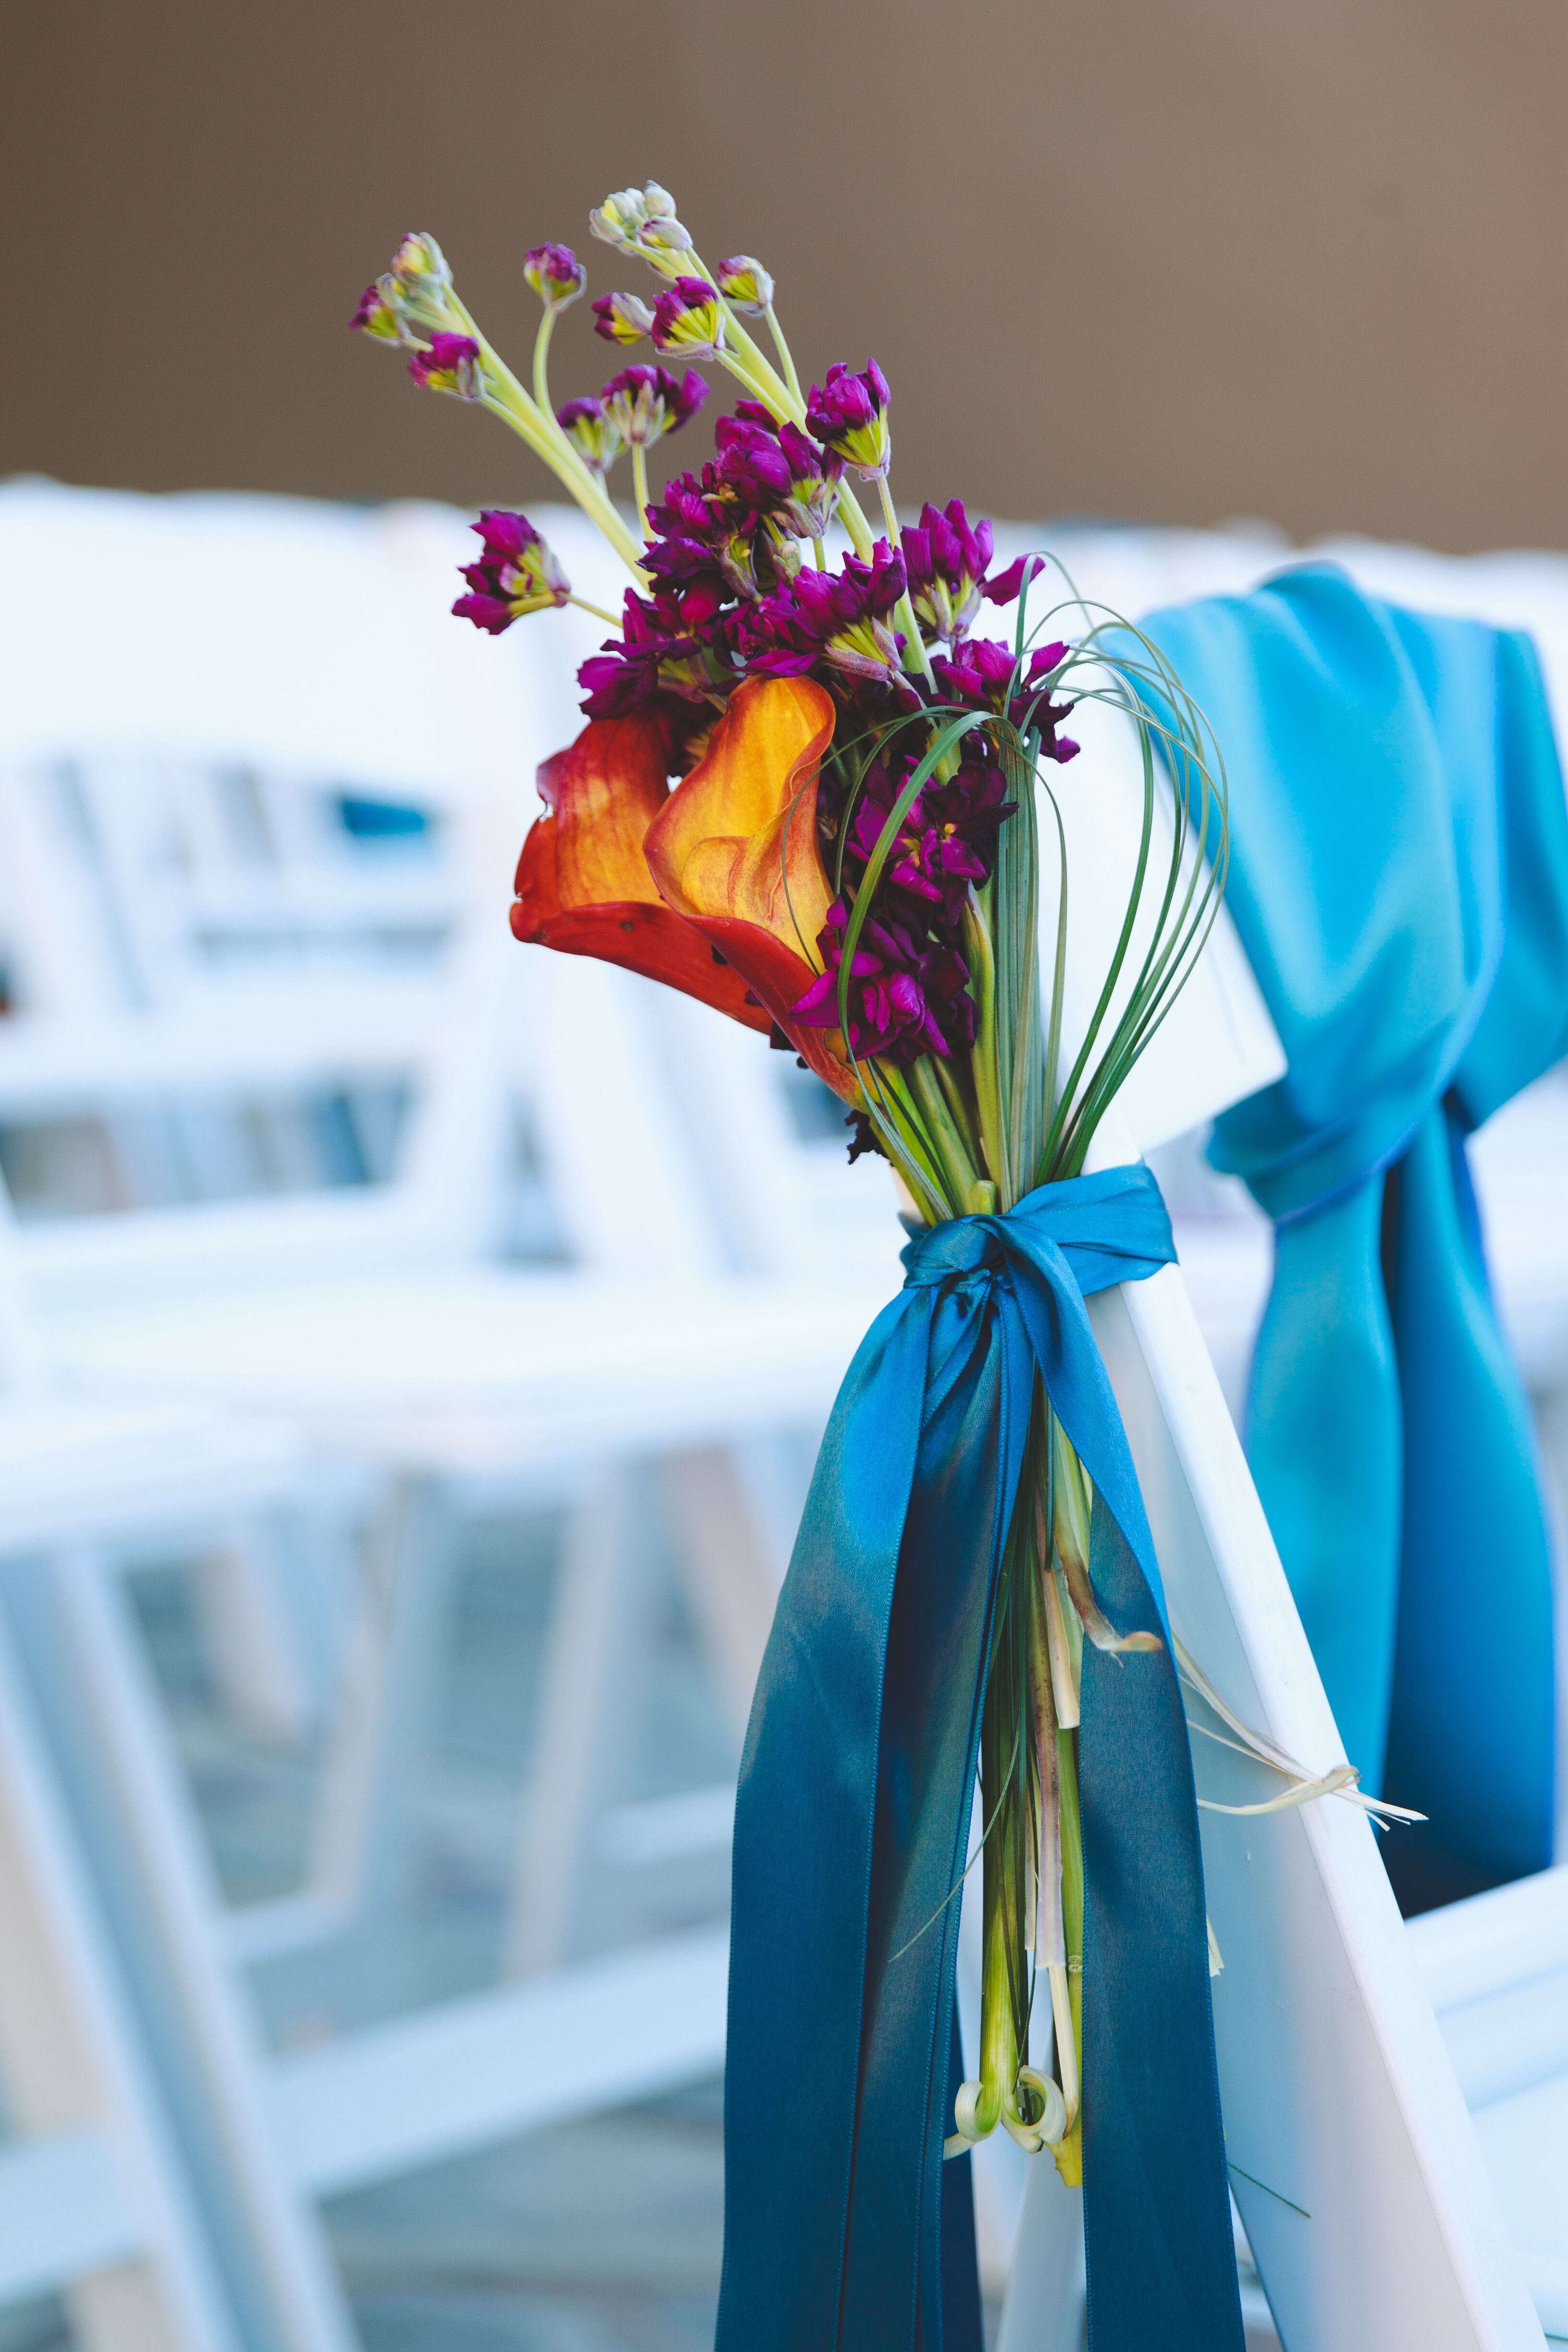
left=899, top=1212, right=1009, bottom=1289
left=719, top=1163, right=1244, bottom=2352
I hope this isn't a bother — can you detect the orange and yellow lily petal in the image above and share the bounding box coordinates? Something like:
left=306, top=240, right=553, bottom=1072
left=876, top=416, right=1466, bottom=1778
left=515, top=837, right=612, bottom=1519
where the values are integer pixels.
left=511, top=713, right=771, bottom=1031
left=644, top=677, right=861, bottom=1099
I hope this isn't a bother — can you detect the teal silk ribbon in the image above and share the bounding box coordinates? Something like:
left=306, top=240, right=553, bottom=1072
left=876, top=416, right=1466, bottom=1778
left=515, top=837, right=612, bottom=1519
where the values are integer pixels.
left=717, top=1166, right=1244, bottom=2352
left=1135, top=568, right=1568, bottom=1902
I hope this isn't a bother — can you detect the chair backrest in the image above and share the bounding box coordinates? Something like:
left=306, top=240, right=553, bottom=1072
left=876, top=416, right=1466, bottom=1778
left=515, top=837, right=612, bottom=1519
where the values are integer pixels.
left=995, top=575, right=1555, bottom=2350
left=0, top=485, right=729, bottom=1311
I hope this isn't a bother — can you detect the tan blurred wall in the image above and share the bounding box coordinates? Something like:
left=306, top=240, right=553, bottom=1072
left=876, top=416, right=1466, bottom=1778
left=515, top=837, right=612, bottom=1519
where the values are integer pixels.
left=5, top=0, right=1566, bottom=550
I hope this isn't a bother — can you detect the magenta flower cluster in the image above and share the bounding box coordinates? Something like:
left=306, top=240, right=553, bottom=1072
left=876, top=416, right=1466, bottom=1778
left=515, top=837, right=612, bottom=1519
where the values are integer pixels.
left=453, top=511, right=571, bottom=634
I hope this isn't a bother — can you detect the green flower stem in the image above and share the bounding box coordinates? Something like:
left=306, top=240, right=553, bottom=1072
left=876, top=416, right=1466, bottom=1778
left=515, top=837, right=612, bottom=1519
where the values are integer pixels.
left=1054, top=1717, right=1085, bottom=2184
left=860, top=1064, right=950, bottom=1224
left=631, top=443, right=652, bottom=540
left=569, top=593, right=621, bottom=626
left=461, top=311, right=647, bottom=576
left=830, top=480, right=877, bottom=560
left=977, top=1739, right=1023, bottom=2138
left=875, top=475, right=936, bottom=690
left=532, top=305, right=559, bottom=422
left=932, top=1050, right=984, bottom=1181
left=908, top=1054, right=978, bottom=1210
left=670, top=272, right=879, bottom=556
left=763, top=301, right=803, bottom=403
left=962, top=893, right=1007, bottom=1201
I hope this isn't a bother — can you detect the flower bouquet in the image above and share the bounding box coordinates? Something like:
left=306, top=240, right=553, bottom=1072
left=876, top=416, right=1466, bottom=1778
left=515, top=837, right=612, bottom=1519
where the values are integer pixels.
left=352, top=190, right=1395, bottom=2352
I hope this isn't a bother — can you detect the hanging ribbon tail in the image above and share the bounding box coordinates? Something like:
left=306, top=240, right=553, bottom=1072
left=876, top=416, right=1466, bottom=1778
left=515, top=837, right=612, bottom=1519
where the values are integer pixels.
left=1380, top=1100, right=1556, bottom=1901
left=1000, top=1172, right=1245, bottom=2352
left=718, top=1165, right=1244, bottom=2352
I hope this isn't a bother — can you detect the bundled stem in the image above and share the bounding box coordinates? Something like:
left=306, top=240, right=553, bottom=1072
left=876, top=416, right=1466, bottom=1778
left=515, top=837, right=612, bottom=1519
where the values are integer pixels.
left=878, top=567, right=1228, bottom=2184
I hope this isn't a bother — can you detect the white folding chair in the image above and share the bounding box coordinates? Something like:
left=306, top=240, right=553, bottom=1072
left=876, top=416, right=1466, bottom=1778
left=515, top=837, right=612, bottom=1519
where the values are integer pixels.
left=0, top=1228, right=311, bottom=2352
left=995, top=671, right=1561, bottom=2349
left=0, top=487, right=909, bottom=2352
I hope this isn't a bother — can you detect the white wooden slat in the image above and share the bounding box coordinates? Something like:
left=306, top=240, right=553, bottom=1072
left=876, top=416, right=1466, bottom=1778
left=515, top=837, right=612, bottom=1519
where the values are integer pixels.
left=1002, top=1107, right=1544, bottom=2352
left=265, top=1927, right=728, bottom=2201
left=1409, top=1868, right=1568, bottom=2020
left=0, top=2129, right=140, bottom=2302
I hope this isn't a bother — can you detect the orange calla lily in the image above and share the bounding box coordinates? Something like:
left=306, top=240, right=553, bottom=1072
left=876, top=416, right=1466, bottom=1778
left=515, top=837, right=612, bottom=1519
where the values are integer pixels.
left=511, top=711, right=770, bottom=1031
left=644, top=676, right=858, bottom=1098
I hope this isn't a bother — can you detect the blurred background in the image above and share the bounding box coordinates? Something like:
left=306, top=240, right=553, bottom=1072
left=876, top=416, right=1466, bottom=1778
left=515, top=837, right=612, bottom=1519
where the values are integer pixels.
left=8, top=0, right=1568, bottom=545
left=2, top=9, right=1568, bottom=2352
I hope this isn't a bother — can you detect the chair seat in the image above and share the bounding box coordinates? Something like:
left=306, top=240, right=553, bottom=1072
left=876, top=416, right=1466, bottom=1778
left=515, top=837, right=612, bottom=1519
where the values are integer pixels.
left=0, top=1396, right=300, bottom=1551
left=1408, top=1866, right=1568, bottom=2339
left=45, top=1267, right=894, bottom=1475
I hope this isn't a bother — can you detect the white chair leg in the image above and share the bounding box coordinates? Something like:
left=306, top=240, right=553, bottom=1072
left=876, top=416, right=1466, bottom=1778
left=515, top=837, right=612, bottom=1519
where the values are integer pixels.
left=191, top=1519, right=314, bottom=1743
left=0, top=1587, right=237, bottom=2352
left=6, top=1544, right=360, bottom=2352
left=505, top=1467, right=641, bottom=1979
left=659, top=1444, right=787, bottom=1749
left=304, top=1473, right=456, bottom=1924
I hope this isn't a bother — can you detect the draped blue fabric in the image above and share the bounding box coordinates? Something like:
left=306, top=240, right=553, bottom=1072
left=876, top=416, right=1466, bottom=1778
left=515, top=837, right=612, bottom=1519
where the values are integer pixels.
left=717, top=1167, right=1244, bottom=2352
left=1133, top=567, right=1568, bottom=1898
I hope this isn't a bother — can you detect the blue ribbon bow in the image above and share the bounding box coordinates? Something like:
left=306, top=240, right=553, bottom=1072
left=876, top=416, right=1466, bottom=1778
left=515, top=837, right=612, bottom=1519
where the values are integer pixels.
left=718, top=1165, right=1245, bottom=2352
left=1135, top=567, right=1568, bottom=1904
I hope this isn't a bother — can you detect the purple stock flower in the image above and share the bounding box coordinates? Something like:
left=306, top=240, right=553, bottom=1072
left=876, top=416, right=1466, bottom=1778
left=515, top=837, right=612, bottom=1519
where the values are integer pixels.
left=792, top=902, right=974, bottom=1062
left=592, top=291, right=656, bottom=346
left=524, top=243, right=587, bottom=309
left=901, top=499, right=995, bottom=645
left=981, top=552, right=1048, bottom=608
left=452, top=510, right=571, bottom=634
left=407, top=332, right=483, bottom=399
left=846, top=755, right=1016, bottom=925
left=805, top=359, right=891, bottom=479
left=577, top=586, right=726, bottom=722
left=651, top=277, right=724, bottom=360
left=714, top=404, right=844, bottom=539
left=600, top=364, right=709, bottom=448
left=931, top=637, right=1078, bottom=757
left=715, top=256, right=774, bottom=315
left=556, top=396, right=623, bottom=477
left=644, top=467, right=763, bottom=604
left=777, top=539, right=908, bottom=687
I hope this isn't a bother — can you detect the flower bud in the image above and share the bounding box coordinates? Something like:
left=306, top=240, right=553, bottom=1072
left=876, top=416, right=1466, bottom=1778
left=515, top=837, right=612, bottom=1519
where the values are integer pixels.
left=375, top=233, right=464, bottom=335
left=556, top=396, right=624, bottom=477
left=407, top=332, right=483, bottom=401
left=651, top=277, right=724, bottom=361
left=715, top=256, right=775, bottom=316
left=350, top=279, right=409, bottom=343
left=524, top=242, right=588, bottom=310
left=453, top=510, right=571, bottom=635
left=589, top=188, right=646, bottom=255
left=637, top=213, right=694, bottom=261
left=805, top=359, right=892, bottom=481
left=901, top=498, right=994, bottom=644
left=601, top=363, right=710, bottom=450
left=389, top=232, right=451, bottom=292
left=591, top=291, right=656, bottom=346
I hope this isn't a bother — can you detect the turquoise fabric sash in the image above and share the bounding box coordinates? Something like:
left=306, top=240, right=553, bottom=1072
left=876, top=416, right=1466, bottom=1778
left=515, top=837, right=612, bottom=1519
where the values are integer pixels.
left=717, top=1167, right=1244, bottom=2352
left=1136, top=567, right=1568, bottom=1901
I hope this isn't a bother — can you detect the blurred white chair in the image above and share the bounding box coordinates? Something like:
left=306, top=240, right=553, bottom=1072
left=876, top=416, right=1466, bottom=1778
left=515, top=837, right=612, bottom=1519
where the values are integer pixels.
left=0, top=484, right=893, bottom=2352
left=0, top=1198, right=307, bottom=2352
